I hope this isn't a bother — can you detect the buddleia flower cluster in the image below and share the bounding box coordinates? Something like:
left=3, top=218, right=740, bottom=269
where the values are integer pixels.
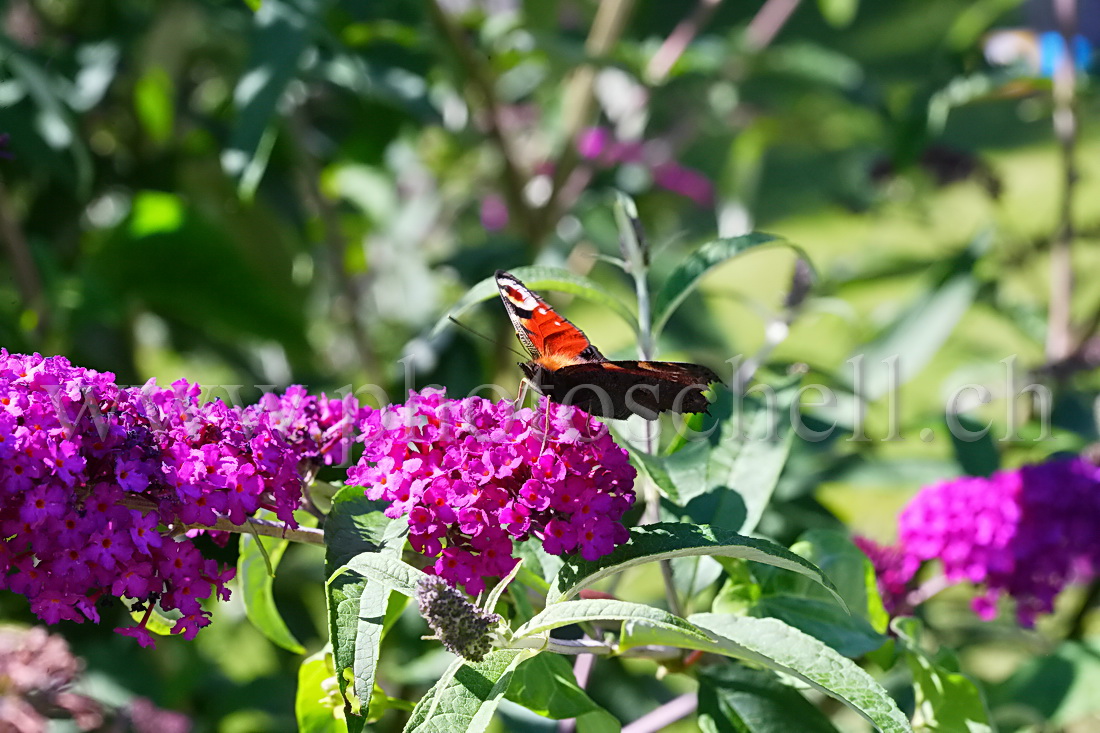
left=245, top=384, right=368, bottom=470
left=347, top=389, right=636, bottom=595
left=415, top=576, right=502, bottom=662
left=859, top=454, right=1100, bottom=626
left=0, top=351, right=340, bottom=645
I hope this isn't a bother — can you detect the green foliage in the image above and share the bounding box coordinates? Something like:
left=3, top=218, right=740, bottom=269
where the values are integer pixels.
left=5, top=0, right=1099, bottom=730
left=893, top=618, right=992, bottom=733
left=238, top=511, right=309, bottom=653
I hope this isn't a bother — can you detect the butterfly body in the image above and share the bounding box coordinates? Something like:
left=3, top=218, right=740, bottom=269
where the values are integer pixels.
left=495, top=270, right=720, bottom=420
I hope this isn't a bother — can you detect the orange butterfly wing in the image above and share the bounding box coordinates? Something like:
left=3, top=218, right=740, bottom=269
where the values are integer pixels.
left=495, top=269, right=721, bottom=419
left=495, top=270, right=605, bottom=367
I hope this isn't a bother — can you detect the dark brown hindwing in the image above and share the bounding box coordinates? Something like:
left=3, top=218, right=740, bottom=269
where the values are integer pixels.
left=523, top=361, right=721, bottom=420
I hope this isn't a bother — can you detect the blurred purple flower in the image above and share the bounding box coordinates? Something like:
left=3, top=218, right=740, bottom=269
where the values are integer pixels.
left=0, top=133, right=12, bottom=160
left=853, top=535, right=919, bottom=615
left=862, top=455, right=1100, bottom=626
left=347, top=389, right=636, bottom=595
left=479, top=194, right=509, bottom=231
left=577, top=126, right=714, bottom=205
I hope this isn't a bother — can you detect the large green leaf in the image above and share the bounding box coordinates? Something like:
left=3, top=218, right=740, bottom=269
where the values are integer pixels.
left=697, top=664, right=840, bottom=733
left=296, top=648, right=350, bottom=733
left=661, top=377, right=799, bottom=536
left=404, top=649, right=537, bottom=733
left=505, top=653, right=620, bottom=731
left=547, top=523, right=842, bottom=608
left=651, top=233, right=806, bottom=339
left=748, top=530, right=888, bottom=656
left=324, top=486, right=401, bottom=575
left=622, top=614, right=912, bottom=733
left=430, top=265, right=639, bottom=338
left=238, top=510, right=308, bottom=653
left=338, top=551, right=431, bottom=597
left=848, top=243, right=981, bottom=401
left=324, top=487, right=406, bottom=730
left=893, top=618, right=992, bottom=733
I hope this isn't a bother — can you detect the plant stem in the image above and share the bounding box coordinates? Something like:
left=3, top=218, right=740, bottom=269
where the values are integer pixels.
left=505, top=636, right=613, bottom=655
left=534, top=0, right=637, bottom=243
left=290, top=111, right=378, bottom=377
left=645, top=0, right=723, bottom=84
left=426, top=0, right=539, bottom=246
left=0, top=176, right=47, bottom=341
left=744, top=0, right=802, bottom=51
left=1047, top=0, right=1080, bottom=361
left=621, top=693, right=697, bottom=733
left=182, top=515, right=326, bottom=546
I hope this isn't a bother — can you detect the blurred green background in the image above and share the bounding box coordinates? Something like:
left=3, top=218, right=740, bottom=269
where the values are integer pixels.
left=2, top=0, right=1100, bottom=730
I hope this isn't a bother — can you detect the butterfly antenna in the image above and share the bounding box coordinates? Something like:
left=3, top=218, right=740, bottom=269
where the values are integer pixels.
left=447, top=316, right=528, bottom=360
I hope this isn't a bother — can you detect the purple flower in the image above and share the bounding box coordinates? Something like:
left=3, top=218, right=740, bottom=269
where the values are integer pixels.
left=479, top=194, right=509, bottom=231
left=853, top=536, right=919, bottom=615
left=875, top=455, right=1100, bottom=626
left=347, top=389, right=636, bottom=595
left=0, top=352, right=360, bottom=644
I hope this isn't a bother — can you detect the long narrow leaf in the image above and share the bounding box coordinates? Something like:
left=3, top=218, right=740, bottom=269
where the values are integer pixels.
left=651, top=234, right=807, bottom=339
left=238, top=511, right=306, bottom=653
left=547, top=523, right=842, bottom=608
left=622, top=614, right=912, bottom=733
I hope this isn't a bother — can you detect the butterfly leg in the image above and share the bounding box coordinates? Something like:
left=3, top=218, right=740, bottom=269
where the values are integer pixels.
left=538, top=395, right=552, bottom=455
left=512, top=378, right=529, bottom=411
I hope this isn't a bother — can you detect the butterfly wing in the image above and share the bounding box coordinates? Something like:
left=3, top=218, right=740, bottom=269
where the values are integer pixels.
left=526, top=360, right=721, bottom=420
left=495, top=270, right=605, bottom=364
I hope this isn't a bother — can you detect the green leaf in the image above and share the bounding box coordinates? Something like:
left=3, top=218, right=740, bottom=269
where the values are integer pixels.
left=626, top=444, right=681, bottom=504
left=325, top=488, right=406, bottom=729
left=505, top=653, right=620, bottom=731
left=430, top=265, right=639, bottom=339
left=624, top=614, right=912, bottom=733
left=514, top=599, right=711, bottom=642
left=697, top=664, right=840, bottom=733
left=987, top=636, right=1100, bottom=726
left=948, top=414, right=999, bottom=477
left=223, top=0, right=308, bottom=199
left=338, top=551, right=431, bottom=597
left=651, top=233, right=806, bottom=339
left=404, top=649, right=537, bottom=733
left=748, top=530, right=889, bottom=655
left=0, top=40, right=94, bottom=194
left=849, top=242, right=981, bottom=401
left=547, top=523, right=842, bottom=608
left=296, top=648, right=350, bottom=733
left=324, top=486, right=402, bottom=575
left=662, top=377, right=799, bottom=536
left=238, top=511, right=307, bottom=653
left=893, top=618, right=992, bottom=733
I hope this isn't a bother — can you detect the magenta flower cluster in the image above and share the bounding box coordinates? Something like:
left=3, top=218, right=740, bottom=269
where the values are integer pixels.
left=0, top=351, right=321, bottom=646
left=859, top=455, right=1100, bottom=626
left=347, top=389, right=636, bottom=595
left=245, top=385, right=368, bottom=469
